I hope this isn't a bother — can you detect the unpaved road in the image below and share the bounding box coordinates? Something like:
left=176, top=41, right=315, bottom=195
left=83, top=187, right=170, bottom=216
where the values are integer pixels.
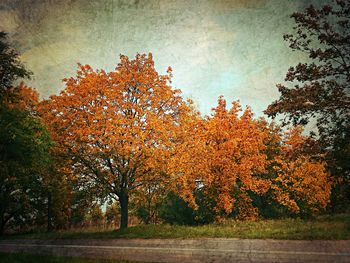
left=1, top=238, right=350, bottom=263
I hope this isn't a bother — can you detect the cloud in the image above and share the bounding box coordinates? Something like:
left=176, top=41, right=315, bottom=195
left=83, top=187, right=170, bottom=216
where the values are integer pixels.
left=0, top=0, right=321, bottom=115
left=208, top=0, right=269, bottom=12
left=0, top=10, right=19, bottom=32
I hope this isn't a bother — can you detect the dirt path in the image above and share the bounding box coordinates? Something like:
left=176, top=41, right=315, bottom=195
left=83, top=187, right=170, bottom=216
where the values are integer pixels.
left=1, top=238, right=350, bottom=262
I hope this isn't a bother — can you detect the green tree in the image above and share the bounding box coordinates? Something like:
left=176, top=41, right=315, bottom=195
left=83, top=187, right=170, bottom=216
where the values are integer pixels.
left=44, top=167, right=73, bottom=231
left=0, top=106, right=52, bottom=234
left=159, top=190, right=216, bottom=225
left=133, top=178, right=168, bottom=224
left=0, top=32, right=31, bottom=98
left=265, top=0, right=350, bottom=210
left=0, top=32, right=52, bottom=234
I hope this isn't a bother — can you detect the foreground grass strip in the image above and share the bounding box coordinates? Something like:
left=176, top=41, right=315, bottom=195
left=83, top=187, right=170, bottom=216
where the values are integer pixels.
left=0, top=252, right=142, bottom=263
left=115, top=215, right=350, bottom=240
left=6, top=214, right=350, bottom=240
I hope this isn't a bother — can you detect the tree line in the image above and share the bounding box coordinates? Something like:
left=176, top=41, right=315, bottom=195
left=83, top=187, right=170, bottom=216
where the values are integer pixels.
left=0, top=0, right=348, bottom=234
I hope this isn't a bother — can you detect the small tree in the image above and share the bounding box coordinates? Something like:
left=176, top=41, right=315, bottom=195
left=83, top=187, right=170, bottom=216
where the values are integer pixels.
left=105, top=202, right=119, bottom=227
left=133, top=177, right=168, bottom=224
left=89, top=205, right=104, bottom=226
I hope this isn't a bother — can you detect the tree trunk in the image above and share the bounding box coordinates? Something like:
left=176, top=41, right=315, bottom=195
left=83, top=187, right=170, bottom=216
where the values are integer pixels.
left=0, top=220, right=4, bottom=236
left=0, top=203, right=5, bottom=235
left=0, top=212, right=12, bottom=236
left=119, top=191, right=129, bottom=229
left=47, top=192, right=53, bottom=232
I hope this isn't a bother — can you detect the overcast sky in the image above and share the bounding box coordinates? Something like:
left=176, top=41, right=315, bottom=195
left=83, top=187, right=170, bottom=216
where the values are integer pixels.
left=0, top=0, right=326, bottom=116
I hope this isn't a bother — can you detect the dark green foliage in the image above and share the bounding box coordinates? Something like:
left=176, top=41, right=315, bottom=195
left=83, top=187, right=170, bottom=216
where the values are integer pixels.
left=0, top=32, right=31, bottom=98
left=0, top=31, right=53, bottom=234
left=68, top=186, right=98, bottom=228
left=250, top=191, right=315, bottom=220
left=159, top=191, right=215, bottom=225
left=133, top=193, right=163, bottom=225
left=134, top=205, right=153, bottom=224
left=159, top=192, right=196, bottom=225
left=0, top=106, right=52, bottom=233
left=46, top=172, right=73, bottom=230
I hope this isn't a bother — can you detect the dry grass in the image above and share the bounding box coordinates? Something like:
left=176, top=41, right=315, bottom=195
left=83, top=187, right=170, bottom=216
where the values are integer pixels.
left=4, top=214, right=349, bottom=240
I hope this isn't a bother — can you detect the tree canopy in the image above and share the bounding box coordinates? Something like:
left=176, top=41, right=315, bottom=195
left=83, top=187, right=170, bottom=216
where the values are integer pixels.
left=0, top=32, right=53, bottom=234
left=0, top=32, right=31, bottom=98
left=265, top=0, right=350, bottom=209
left=40, top=53, right=194, bottom=229
left=173, top=97, right=331, bottom=220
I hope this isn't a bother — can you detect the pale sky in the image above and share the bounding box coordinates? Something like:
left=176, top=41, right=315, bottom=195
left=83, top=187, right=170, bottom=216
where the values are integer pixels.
left=0, top=0, right=326, bottom=116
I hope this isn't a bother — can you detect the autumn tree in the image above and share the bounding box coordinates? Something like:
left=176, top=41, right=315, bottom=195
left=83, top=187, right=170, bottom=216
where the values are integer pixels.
left=174, top=97, right=271, bottom=220
left=174, top=97, right=332, bottom=220
left=40, top=53, right=192, bottom=229
left=270, top=126, right=332, bottom=216
left=265, top=0, right=350, bottom=208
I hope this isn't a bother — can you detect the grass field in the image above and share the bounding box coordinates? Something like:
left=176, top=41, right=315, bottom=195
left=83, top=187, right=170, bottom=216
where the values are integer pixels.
left=4, top=214, right=350, bottom=240
left=0, top=253, right=141, bottom=263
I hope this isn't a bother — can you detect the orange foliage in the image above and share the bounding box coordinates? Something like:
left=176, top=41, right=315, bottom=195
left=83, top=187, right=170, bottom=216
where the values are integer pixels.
left=3, top=82, right=39, bottom=111
left=173, top=97, right=270, bottom=219
left=38, top=53, right=332, bottom=222
left=173, top=99, right=332, bottom=219
left=39, top=53, right=193, bottom=228
left=272, top=157, right=331, bottom=213
left=271, top=127, right=332, bottom=213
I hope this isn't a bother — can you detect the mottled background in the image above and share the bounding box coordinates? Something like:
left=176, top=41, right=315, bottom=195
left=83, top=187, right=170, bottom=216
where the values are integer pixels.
left=0, top=0, right=325, bottom=115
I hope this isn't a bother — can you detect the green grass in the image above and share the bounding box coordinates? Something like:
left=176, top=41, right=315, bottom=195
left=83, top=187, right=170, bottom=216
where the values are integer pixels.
left=0, top=253, right=142, bottom=263
left=4, top=214, right=350, bottom=240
